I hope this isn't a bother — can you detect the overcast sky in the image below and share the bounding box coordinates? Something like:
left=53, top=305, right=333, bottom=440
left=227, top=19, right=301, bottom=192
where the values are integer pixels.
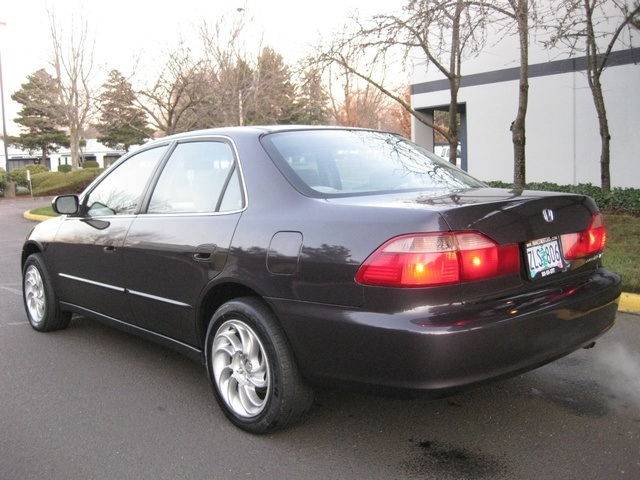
left=1, top=0, right=399, bottom=135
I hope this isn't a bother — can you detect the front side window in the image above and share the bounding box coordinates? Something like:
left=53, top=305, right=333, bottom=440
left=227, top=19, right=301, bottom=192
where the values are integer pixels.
left=148, top=140, right=243, bottom=214
left=86, top=146, right=167, bottom=217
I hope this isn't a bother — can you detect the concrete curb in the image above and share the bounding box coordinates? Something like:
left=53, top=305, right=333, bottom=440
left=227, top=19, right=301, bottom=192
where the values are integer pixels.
left=619, top=293, right=640, bottom=315
left=23, top=211, right=54, bottom=222
left=22, top=210, right=640, bottom=315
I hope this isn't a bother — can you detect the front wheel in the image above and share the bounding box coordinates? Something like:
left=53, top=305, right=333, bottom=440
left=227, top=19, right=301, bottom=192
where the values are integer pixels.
left=205, top=297, right=314, bottom=434
left=23, top=253, right=72, bottom=332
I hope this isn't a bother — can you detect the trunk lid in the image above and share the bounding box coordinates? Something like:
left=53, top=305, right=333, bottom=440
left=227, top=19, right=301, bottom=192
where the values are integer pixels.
left=434, top=188, right=598, bottom=244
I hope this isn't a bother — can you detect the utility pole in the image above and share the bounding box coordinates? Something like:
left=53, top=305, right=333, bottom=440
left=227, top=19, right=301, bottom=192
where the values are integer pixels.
left=0, top=22, right=10, bottom=173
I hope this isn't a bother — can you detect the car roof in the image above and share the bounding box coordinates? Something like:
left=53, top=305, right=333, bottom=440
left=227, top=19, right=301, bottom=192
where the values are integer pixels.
left=155, top=125, right=372, bottom=143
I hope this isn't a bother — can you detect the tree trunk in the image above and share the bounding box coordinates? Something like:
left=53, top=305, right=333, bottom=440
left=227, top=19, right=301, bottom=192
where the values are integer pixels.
left=591, top=75, right=611, bottom=191
left=70, top=129, right=82, bottom=170
left=448, top=93, right=459, bottom=166
left=584, top=0, right=611, bottom=191
left=48, top=10, right=93, bottom=172
left=447, top=0, right=463, bottom=167
left=511, top=0, right=528, bottom=187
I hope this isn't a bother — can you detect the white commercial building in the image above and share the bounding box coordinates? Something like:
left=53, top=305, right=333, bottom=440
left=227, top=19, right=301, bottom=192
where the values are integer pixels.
left=410, top=8, right=639, bottom=189
left=1, top=139, right=123, bottom=172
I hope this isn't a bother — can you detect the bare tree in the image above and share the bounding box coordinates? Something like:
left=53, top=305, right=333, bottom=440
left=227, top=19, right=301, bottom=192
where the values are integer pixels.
left=318, top=0, right=489, bottom=166
left=317, top=41, right=389, bottom=129
left=198, top=12, right=253, bottom=127
left=547, top=0, right=640, bottom=191
left=136, top=40, right=209, bottom=136
left=390, top=86, right=413, bottom=138
left=198, top=14, right=299, bottom=126
left=509, top=0, right=531, bottom=186
left=136, top=11, right=321, bottom=133
left=131, top=14, right=244, bottom=134
left=47, top=8, right=96, bottom=170
left=477, top=0, right=536, bottom=186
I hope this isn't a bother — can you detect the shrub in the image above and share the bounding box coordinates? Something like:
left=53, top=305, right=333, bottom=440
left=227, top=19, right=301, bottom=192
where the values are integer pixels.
left=9, top=164, right=50, bottom=188
left=30, top=171, right=65, bottom=192
left=486, top=181, right=640, bottom=216
left=10, top=168, right=29, bottom=188
left=31, top=168, right=103, bottom=196
left=0, top=168, right=7, bottom=194
left=30, top=170, right=71, bottom=192
left=58, top=164, right=72, bottom=173
left=27, top=164, right=49, bottom=174
left=82, top=160, right=100, bottom=169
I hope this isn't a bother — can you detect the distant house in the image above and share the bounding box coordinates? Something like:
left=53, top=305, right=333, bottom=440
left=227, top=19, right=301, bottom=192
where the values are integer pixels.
left=410, top=5, right=639, bottom=189
left=1, top=139, right=124, bottom=172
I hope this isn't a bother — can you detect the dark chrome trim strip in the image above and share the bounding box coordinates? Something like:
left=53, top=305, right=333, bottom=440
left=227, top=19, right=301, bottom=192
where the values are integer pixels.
left=60, top=273, right=192, bottom=308
left=128, top=289, right=192, bottom=308
left=59, top=273, right=125, bottom=292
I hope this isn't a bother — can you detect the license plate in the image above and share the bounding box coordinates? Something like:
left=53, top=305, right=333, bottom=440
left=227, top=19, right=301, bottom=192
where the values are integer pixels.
left=526, top=236, right=565, bottom=280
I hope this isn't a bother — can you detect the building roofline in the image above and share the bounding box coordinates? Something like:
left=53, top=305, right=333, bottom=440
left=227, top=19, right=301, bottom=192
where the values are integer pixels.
left=411, top=47, right=640, bottom=95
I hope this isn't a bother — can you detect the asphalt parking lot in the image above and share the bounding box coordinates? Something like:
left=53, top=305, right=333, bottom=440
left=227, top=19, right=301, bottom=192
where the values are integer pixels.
left=1, top=195, right=639, bottom=480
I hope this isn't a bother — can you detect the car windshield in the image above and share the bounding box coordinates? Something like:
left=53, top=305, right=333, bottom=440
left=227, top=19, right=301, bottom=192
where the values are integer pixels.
left=261, top=129, right=484, bottom=197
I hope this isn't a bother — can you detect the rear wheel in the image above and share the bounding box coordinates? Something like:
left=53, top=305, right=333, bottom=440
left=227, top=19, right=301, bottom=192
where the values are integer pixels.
left=205, top=297, right=314, bottom=434
left=23, top=253, right=72, bottom=332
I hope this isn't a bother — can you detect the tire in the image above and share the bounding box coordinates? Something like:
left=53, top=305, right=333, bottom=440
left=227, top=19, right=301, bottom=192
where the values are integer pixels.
left=23, top=253, right=72, bottom=332
left=205, top=297, right=314, bottom=434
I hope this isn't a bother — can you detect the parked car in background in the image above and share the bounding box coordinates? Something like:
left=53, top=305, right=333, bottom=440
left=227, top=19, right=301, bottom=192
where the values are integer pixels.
left=22, top=126, right=621, bottom=433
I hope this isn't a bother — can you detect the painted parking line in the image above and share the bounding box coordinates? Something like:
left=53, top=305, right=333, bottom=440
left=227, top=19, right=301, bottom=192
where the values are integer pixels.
left=0, top=285, right=22, bottom=296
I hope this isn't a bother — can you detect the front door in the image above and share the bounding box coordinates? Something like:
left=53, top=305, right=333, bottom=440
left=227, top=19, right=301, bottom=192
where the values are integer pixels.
left=47, top=145, right=169, bottom=323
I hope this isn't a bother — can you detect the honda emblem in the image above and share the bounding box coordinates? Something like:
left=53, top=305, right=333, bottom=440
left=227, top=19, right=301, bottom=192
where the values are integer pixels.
left=542, top=209, right=554, bottom=223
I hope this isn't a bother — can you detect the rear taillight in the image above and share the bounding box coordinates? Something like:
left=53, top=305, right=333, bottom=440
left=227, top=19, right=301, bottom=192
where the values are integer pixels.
left=355, top=232, right=520, bottom=287
left=560, top=212, right=607, bottom=260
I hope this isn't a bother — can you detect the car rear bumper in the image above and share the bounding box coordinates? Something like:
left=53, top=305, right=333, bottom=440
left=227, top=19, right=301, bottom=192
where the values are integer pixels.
left=270, top=268, right=621, bottom=395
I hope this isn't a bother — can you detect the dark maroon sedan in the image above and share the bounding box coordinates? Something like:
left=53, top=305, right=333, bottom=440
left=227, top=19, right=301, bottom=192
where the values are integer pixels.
left=21, top=126, right=621, bottom=433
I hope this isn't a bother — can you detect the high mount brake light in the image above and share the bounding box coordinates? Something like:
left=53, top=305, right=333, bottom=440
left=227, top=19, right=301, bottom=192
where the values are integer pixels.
left=355, top=232, right=520, bottom=287
left=561, top=213, right=607, bottom=260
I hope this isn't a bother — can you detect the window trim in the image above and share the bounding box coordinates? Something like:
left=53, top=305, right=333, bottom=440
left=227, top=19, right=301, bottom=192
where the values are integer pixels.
left=77, top=135, right=249, bottom=219
left=140, top=135, right=248, bottom=217
left=80, top=142, right=172, bottom=218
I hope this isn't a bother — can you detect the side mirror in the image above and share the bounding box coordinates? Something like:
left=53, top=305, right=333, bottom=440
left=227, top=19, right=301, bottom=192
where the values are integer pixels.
left=52, top=195, right=80, bottom=215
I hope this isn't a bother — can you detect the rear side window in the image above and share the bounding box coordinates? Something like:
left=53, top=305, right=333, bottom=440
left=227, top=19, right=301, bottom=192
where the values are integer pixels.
left=86, top=145, right=167, bottom=217
left=148, top=140, right=244, bottom=214
left=261, top=129, right=484, bottom=197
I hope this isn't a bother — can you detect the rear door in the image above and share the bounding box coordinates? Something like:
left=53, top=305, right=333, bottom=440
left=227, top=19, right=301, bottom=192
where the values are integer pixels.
left=122, top=138, right=245, bottom=346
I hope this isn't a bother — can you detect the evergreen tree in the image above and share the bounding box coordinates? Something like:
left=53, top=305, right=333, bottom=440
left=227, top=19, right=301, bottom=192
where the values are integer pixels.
left=96, top=70, right=154, bottom=151
left=9, top=69, right=69, bottom=164
left=245, top=47, right=297, bottom=125
left=220, top=57, right=255, bottom=127
left=291, top=67, right=329, bottom=125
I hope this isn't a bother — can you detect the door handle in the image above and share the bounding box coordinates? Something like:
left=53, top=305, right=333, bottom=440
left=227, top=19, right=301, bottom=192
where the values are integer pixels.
left=103, top=245, right=116, bottom=253
left=193, top=244, right=217, bottom=262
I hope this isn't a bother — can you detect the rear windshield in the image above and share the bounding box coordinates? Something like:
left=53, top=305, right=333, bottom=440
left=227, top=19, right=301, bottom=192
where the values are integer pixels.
left=260, top=129, right=485, bottom=197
